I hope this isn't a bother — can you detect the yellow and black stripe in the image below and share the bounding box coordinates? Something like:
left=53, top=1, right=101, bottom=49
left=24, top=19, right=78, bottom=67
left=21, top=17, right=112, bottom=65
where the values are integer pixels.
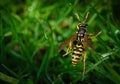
left=72, top=43, right=84, bottom=66
left=72, top=24, right=87, bottom=66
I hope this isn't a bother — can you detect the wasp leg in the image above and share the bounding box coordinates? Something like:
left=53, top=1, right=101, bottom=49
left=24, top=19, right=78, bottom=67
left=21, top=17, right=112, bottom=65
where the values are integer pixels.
left=88, top=31, right=102, bottom=38
left=63, top=41, right=72, bottom=57
left=82, top=51, right=86, bottom=76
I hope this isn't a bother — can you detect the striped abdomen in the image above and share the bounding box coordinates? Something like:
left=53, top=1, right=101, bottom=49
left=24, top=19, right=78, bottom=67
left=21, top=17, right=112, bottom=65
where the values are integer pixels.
left=72, top=42, right=84, bottom=66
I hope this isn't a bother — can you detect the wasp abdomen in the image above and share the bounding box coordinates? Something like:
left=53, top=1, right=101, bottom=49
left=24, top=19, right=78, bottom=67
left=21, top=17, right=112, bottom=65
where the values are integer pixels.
left=72, top=43, right=84, bottom=66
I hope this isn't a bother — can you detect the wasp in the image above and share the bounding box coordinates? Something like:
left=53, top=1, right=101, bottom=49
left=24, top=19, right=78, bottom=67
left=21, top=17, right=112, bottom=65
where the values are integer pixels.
left=58, top=12, right=101, bottom=76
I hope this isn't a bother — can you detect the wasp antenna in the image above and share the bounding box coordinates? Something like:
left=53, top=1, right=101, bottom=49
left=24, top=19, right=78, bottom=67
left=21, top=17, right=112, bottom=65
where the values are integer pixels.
left=84, top=12, right=89, bottom=23
left=75, top=13, right=81, bottom=22
left=85, top=12, right=89, bottom=19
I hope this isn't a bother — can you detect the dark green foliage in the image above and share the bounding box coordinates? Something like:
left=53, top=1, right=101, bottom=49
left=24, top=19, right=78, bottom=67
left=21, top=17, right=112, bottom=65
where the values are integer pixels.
left=0, top=0, right=120, bottom=84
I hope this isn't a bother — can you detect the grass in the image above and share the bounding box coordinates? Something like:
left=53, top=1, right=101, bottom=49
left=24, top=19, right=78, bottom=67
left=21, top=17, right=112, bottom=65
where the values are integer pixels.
left=1, top=0, right=120, bottom=84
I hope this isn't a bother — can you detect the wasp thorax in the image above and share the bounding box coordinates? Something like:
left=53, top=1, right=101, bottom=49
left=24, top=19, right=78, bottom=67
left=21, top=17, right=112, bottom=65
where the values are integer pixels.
left=78, top=28, right=86, bottom=34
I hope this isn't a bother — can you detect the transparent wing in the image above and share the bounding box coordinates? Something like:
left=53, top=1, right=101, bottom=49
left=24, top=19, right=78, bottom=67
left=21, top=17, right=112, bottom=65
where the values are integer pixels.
left=58, top=33, right=77, bottom=52
left=83, top=34, right=94, bottom=50
left=83, top=31, right=102, bottom=50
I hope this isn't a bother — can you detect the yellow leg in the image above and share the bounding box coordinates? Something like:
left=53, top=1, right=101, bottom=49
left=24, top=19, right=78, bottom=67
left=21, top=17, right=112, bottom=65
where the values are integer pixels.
left=82, top=51, right=86, bottom=76
left=89, top=31, right=102, bottom=39
left=63, top=41, right=72, bottom=57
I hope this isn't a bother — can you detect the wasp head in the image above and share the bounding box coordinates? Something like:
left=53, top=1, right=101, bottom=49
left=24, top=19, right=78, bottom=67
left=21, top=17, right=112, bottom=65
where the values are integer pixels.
left=77, top=23, right=88, bottom=29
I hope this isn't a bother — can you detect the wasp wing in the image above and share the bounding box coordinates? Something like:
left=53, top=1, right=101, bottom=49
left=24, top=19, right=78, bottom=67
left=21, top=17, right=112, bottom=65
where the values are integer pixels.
left=83, top=31, right=102, bottom=50
left=83, top=34, right=94, bottom=50
left=58, top=33, right=77, bottom=52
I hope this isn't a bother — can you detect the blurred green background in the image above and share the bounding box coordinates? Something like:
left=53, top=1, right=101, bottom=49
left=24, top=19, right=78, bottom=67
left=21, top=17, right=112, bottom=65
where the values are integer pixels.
left=0, top=0, right=120, bottom=84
